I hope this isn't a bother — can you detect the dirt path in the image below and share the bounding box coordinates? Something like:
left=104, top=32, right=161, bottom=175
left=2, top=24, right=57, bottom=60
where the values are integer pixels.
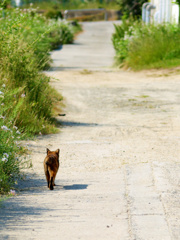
left=0, top=22, right=180, bottom=240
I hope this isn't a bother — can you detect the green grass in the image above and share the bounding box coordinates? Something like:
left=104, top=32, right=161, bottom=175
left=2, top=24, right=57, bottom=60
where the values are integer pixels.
left=0, top=9, right=64, bottom=135
left=0, top=7, right=80, bottom=194
left=0, top=9, right=81, bottom=69
left=112, top=19, right=180, bottom=70
left=132, top=58, right=180, bottom=70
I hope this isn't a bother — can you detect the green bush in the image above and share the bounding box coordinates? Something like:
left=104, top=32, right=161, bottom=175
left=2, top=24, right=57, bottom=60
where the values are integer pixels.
left=49, top=20, right=74, bottom=49
left=45, top=9, right=63, bottom=20
left=112, top=19, right=180, bottom=70
left=115, top=0, right=146, bottom=18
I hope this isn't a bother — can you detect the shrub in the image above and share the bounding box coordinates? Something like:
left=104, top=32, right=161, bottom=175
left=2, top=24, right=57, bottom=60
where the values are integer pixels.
left=116, top=0, right=147, bottom=18
left=49, top=20, right=74, bottom=49
left=45, top=9, right=63, bottom=20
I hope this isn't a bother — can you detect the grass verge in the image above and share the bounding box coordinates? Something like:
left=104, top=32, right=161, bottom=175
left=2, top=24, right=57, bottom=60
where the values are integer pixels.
left=0, top=7, right=80, bottom=194
left=112, top=18, right=180, bottom=70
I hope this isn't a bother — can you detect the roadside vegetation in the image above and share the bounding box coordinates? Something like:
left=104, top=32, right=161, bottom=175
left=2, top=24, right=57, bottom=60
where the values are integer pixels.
left=20, top=0, right=120, bottom=22
left=22, top=0, right=120, bottom=12
left=0, top=6, right=81, bottom=194
left=112, top=18, right=180, bottom=70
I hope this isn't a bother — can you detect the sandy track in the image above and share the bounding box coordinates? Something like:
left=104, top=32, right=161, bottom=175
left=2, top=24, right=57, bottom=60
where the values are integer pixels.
left=0, top=21, right=180, bottom=240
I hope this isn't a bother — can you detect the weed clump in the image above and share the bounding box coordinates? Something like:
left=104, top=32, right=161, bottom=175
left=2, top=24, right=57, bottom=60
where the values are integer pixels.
left=112, top=18, right=180, bottom=70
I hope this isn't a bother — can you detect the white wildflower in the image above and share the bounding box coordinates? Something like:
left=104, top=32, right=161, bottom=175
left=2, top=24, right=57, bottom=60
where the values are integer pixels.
left=1, top=125, right=9, bottom=131
left=1, top=157, right=7, bottom=162
left=21, top=93, right=25, bottom=98
left=3, top=153, right=9, bottom=158
left=16, top=130, right=21, bottom=134
left=2, top=84, right=5, bottom=88
left=13, top=126, right=18, bottom=130
left=124, top=32, right=129, bottom=41
left=0, top=91, right=4, bottom=95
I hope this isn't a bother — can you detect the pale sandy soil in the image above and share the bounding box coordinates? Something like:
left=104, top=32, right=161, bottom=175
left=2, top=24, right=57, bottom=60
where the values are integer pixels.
left=0, top=69, right=180, bottom=240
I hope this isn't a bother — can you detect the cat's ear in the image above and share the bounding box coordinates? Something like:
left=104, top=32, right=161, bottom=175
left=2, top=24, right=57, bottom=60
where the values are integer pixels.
left=47, top=148, right=50, bottom=154
left=56, top=149, right=60, bottom=156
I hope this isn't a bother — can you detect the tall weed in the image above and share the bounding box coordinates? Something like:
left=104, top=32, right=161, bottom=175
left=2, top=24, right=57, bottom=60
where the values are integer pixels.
left=112, top=19, right=180, bottom=70
left=0, top=8, right=73, bottom=193
left=0, top=8, right=78, bottom=69
left=0, top=24, right=62, bottom=135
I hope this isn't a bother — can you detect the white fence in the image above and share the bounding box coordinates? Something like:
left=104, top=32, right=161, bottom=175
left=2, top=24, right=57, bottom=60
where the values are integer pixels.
left=142, top=0, right=179, bottom=24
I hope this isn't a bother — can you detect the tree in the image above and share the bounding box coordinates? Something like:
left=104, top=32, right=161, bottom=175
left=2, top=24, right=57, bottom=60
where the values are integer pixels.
left=174, top=0, right=180, bottom=23
left=175, top=0, right=180, bottom=5
left=116, top=0, right=147, bottom=18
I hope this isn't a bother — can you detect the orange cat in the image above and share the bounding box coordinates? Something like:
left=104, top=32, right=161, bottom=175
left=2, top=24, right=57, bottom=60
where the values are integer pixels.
left=44, top=148, right=60, bottom=190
